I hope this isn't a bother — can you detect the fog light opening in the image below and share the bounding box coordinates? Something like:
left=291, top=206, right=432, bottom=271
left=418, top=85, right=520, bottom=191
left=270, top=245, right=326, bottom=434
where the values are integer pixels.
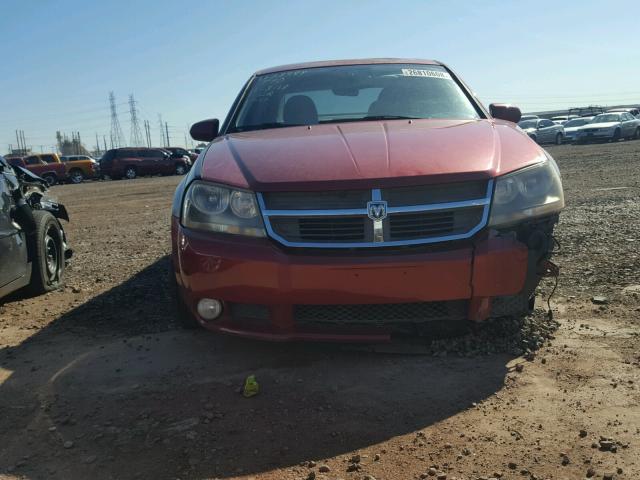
left=197, top=298, right=223, bottom=321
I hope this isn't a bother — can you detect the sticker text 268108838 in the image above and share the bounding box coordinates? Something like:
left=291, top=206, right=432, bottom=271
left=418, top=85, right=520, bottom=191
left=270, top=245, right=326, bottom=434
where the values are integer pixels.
left=401, top=68, right=452, bottom=80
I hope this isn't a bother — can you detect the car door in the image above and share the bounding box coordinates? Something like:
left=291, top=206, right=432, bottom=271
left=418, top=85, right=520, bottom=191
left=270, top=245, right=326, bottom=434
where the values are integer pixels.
left=538, top=120, right=553, bottom=143
left=621, top=113, right=635, bottom=136
left=0, top=161, right=28, bottom=288
left=24, top=155, right=47, bottom=176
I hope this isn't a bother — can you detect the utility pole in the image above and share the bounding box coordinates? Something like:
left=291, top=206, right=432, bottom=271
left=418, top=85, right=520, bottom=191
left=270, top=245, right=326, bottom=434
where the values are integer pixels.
left=165, top=122, right=170, bottom=147
left=109, top=91, right=125, bottom=148
left=103, top=136, right=108, bottom=152
left=158, top=114, right=165, bottom=147
left=96, top=133, right=100, bottom=155
left=128, top=94, right=143, bottom=146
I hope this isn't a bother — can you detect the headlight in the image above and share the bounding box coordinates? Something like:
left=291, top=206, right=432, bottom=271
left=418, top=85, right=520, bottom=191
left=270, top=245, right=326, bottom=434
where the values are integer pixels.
left=182, top=181, right=265, bottom=237
left=489, top=156, right=564, bottom=227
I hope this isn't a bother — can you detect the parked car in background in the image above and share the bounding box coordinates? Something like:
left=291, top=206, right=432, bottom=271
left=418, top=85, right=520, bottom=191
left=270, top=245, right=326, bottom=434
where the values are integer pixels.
left=99, top=147, right=190, bottom=179
left=0, top=156, right=71, bottom=300
left=607, top=107, right=640, bottom=119
left=172, top=58, right=564, bottom=340
left=518, top=118, right=565, bottom=144
left=551, top=115, right=578, bottom=125
left=562, top=117, right=593, bottom=143
left=576, top=112, right=640, bottom=143
left=164, top=147, right=195, bottom=169
left=60, top=154, right=99, bottom=183
left=6, top=153, right=67, bottom=185
left=520, top=114, right=539, bottom=121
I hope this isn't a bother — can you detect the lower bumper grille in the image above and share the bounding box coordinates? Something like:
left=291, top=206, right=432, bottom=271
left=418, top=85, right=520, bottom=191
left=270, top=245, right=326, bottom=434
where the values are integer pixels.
left=294, top=301, right=468, bottom=325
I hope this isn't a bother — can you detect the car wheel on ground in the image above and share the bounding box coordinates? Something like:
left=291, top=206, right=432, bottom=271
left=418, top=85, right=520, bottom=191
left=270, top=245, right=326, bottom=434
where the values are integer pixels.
left=611, top=129, right=621, bottom=142
left=555, top=133, right=563, bottom=145
left=41, top=173, right=57, bottom=186
left=633, top=128, right=640, bottom=140
left=530, top=135, right=537, bottom=143
left=27, top=210, right=65, bottom=294
left=175, top=163, right=187, bottom=175
left=124, top=166, right=137, bottom=179
left=68, top=169, right=84, bottom=184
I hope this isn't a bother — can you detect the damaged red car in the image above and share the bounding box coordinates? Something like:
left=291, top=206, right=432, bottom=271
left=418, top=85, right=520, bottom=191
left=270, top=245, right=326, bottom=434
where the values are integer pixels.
left=170, top=59, right=564, bottom=342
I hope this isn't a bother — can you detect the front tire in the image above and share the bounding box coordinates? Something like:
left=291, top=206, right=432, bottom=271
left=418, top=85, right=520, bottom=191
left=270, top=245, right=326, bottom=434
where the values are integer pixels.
left=42, top=173, right=57, bottom=186
left=175, top=163, right=186, bottom=175
left=555, top=133, right=563, bottom=145
left=633, top=128, right=640, bottom=140
left=124, top=166, right=137, bottom=179
left=27, top=211, right=65, bottom=294
left=68, top=168, right=84, bottom=184
left=611, top=129, right=621, bottom=142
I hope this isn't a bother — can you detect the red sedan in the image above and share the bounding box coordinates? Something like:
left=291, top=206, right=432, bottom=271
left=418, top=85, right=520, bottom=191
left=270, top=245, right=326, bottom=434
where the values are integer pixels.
left=171, top=58, right=564, bottom=342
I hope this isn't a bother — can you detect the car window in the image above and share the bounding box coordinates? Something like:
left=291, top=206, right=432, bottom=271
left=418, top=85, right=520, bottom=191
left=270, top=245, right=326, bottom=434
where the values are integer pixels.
left=40, top=154, right=56, bottom=163
left=231, top=63, right=480, bottom=132
left=25, top=156, right=41, bottom=165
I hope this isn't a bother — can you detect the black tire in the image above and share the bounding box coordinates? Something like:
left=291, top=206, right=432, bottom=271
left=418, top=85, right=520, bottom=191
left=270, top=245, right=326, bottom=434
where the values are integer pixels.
left=124, top=166, right=137, bottom=179
left=175, top=163, right=187, bottom=175
left=42, top=173, right=57, bottom=186
left=530, top=134, right=538, bottom=143
left=612, top=129, right=621, bottom=142
left=168, top=263, right=201, bottom=329
left=68, top=168, right=84, bottom=184
left=27, top=211, right=65, bottom=294
left=555, top=133, right=563, bottom=145
left=634, top=128, right=640, bottom=140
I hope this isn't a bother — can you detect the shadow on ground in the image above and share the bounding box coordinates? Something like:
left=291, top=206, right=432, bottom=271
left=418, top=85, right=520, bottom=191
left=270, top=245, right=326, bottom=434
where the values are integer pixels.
left=0, top=256, right=513, bottom=479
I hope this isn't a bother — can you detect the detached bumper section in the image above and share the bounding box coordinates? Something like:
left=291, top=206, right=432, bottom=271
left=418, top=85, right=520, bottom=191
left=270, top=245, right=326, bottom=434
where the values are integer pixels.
left=173, top=221, right=531, bottom=341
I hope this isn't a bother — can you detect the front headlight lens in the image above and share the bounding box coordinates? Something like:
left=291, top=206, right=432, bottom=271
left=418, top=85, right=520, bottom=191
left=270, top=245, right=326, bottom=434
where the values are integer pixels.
left=182, top=181, right=265, bottom=237
left=489, top=156, right=564, bottom=227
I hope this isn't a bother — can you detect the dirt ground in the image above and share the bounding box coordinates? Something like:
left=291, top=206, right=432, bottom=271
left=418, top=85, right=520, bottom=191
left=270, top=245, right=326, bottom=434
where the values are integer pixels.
left=1, top=141, right=639, bottom=480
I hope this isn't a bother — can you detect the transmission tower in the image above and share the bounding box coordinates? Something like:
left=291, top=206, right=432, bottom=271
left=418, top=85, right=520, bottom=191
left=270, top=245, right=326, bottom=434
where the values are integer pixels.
left=128, top=94, right=144, bottom=146
left=109, top=91, right=125, bottom=148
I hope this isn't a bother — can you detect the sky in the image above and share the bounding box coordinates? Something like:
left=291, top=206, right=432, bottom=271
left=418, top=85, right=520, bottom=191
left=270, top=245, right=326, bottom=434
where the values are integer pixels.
left=1, top=0, right=639, bottom=153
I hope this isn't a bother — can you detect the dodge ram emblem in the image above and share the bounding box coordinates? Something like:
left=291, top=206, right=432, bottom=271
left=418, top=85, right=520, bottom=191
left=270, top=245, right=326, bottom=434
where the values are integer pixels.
left=367, top=201, right=388, bottom=221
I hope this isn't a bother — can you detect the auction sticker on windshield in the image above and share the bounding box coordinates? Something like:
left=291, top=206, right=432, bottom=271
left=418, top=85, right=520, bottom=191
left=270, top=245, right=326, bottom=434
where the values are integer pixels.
left=401, top=68, right=452, bottom=80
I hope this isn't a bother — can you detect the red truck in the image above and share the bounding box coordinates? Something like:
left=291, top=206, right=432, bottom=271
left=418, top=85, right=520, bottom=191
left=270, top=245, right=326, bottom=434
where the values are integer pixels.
left=6, top=153, right=67, bottom=185
left=170, top=58, right=564, bottom=342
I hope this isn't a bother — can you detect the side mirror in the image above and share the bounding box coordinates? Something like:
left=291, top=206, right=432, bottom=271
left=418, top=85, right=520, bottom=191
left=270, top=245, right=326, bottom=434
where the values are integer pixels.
left=489, top=103, right=522, bottom=124
left=190, top=119, right=220, bottom=142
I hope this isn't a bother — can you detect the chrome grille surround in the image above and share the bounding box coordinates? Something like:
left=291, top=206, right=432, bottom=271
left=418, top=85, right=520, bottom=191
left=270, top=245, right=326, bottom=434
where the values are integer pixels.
left=257, top=180, right=493, bottom=248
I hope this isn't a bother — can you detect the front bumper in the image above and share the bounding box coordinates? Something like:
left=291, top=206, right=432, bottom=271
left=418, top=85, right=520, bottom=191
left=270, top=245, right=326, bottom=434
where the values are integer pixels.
left=576, top=130, right=613, bottom=141
left=172, top=217, right=538, bottom=342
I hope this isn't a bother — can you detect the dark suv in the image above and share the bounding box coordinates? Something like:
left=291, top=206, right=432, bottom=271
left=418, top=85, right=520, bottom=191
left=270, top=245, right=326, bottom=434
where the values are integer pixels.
left=164, top=147, right=196, bottom=165
left=99, top=147, right=190, bottom=180
left=0, top=156, right=72, bottom=300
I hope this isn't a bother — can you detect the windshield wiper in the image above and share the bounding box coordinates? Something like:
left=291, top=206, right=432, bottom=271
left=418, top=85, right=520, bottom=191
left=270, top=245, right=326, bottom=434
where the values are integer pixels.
left=229, top=122, right=303, bottom=133
left=319, top=115, right=422, bottom=124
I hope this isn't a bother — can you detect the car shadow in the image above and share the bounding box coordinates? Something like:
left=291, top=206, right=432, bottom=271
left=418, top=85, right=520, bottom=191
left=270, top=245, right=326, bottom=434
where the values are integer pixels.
left=0, top=256, right=513, bottom=479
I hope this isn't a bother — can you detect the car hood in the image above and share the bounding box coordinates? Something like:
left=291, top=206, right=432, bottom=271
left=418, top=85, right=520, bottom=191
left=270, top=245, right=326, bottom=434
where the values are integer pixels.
left=582, top=122, right=618, bottom=129
left=200, top=119, right=546, bottom=191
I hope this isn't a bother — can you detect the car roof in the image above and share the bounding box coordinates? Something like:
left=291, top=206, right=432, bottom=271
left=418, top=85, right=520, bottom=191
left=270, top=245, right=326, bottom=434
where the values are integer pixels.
left=255, top=58, right=441, bottom=75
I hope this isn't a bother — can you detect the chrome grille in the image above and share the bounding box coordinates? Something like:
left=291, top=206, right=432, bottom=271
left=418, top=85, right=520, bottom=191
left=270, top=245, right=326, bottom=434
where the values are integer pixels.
left=257, top=180, right=493, bottom=248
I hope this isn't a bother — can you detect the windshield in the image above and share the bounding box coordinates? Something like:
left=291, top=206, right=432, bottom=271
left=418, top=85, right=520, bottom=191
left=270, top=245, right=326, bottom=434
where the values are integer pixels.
left=591, top=114, right=620, bottom=123
left=518, top=120, right=538, bottom=129
left=229, top=64, right=480, bottom=133
left=564, top=118, right=588, bottom=127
